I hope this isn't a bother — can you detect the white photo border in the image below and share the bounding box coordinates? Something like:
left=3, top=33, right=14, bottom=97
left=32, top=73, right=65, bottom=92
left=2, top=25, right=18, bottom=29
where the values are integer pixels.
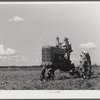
left=0, top=1, right=99, bottom=99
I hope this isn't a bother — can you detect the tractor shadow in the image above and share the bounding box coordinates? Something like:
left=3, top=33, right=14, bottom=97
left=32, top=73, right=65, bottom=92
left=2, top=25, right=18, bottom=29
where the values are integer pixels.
left=89, top=72, right=100, bottom=79
left=55, top=71, right=100, bottom=80
left=57, top=73, right=99, bottom=80
left=57, top=76, right=71, bottom=80
left=90, top=76, right=99, bottom=79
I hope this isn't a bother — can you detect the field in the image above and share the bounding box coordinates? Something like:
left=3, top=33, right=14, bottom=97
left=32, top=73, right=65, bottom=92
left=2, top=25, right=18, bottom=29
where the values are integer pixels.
left=0, top=66, right=100, bottom=90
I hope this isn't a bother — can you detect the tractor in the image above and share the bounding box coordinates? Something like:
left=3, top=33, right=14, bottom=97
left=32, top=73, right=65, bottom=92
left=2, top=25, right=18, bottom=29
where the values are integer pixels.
left=40, top=45, right=75, bottom=81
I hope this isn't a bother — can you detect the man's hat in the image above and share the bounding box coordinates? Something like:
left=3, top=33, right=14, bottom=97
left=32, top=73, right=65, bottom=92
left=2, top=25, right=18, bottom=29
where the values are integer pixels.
left=64, top=37, right=68, bottom=41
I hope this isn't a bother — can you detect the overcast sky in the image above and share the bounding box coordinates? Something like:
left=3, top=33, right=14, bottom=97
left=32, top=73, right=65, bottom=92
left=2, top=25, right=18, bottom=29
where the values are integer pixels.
left=0, top=2, right=99, bottom=66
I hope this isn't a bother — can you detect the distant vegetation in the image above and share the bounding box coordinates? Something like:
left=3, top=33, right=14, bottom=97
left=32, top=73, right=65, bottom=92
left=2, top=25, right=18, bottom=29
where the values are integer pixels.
left=0, top=64, right=99, bottom=71
left=0, top=65, right=42, bottom=71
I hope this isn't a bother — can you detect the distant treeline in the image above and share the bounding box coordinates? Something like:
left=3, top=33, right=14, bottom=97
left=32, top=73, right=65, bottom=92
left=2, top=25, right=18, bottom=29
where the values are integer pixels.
left=0, top=64, right=99, bottom=69
left=0, top=65, right=41, bottom=68
left=0, top=66, right=41, bottom=71
left=0, top=65, right=42, bottom=71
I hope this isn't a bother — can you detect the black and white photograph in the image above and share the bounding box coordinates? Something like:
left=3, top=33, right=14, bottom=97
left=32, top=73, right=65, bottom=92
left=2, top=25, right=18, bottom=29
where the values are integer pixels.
left=0, top=1, right=99, bottom=90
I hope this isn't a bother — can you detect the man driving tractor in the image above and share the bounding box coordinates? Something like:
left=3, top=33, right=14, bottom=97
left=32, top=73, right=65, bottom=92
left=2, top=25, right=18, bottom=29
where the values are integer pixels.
left=56, top=36, right=73, bottom=60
